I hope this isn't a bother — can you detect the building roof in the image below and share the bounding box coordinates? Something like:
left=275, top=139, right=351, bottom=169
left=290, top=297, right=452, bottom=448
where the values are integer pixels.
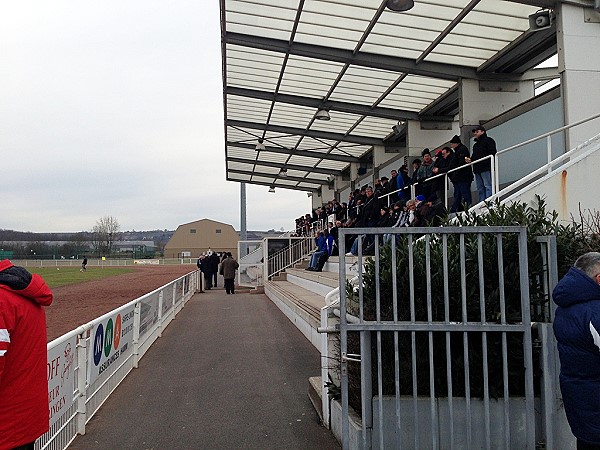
left=220, top=0, right=563, bottom=192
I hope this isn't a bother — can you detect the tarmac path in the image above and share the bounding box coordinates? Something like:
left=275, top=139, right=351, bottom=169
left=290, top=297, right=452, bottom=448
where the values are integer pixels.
left=70, top=288, right=340, bottom=450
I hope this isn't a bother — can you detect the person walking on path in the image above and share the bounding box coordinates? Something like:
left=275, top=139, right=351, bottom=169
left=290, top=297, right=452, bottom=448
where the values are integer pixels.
left=219, top=252, right=239, bottom=294
left=0, top=259, right=54, bottom=450
left=553, top=252, right=600, bottom=449
left=469, top=125, right=497, bottom=202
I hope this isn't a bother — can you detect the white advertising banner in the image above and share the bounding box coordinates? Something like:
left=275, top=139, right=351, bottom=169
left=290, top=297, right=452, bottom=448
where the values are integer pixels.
left=47, top=335, right=77, bottom=427
left=88, top=306, right=135, bottom=384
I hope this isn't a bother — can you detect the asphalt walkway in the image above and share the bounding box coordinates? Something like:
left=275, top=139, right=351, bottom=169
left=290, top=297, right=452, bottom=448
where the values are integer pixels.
left=70, top=288, right=339, bottom=450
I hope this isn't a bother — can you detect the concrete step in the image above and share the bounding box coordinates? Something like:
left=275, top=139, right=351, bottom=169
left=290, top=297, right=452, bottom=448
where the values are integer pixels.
left=308, top=376, right=324, bottom=425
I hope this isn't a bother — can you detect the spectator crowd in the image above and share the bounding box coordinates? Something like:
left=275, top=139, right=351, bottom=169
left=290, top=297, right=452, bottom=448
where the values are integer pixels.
left=294, top=127, right=497, bottom=257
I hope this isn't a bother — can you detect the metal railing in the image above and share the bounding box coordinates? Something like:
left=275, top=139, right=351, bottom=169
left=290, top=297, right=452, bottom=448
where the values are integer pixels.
left=266, top=236, right=314, bottom=280
left=336, top=226, right=537, bottom=449
left=13, top=258, right=199, bottom=268
left=37, top=270, right=199, bottom=450
left=378, top=111, right=600, bottom=210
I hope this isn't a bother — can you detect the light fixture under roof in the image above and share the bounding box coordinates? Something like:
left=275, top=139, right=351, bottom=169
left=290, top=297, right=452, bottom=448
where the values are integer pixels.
left=268, top=186, right=275, bottom=193
left=255, top=138, right=266, bottom=151
left=279, top=168, right=288, bottom=178
left=315, top=108, right=330, bottom=121
left=386, top=0, right=414, bottom=12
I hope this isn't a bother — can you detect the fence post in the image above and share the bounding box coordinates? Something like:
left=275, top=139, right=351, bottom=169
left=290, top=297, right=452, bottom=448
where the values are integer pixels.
left=547, top=135, right=553, bottom=175
left=158, top=290, right=164, bottom=338
left=132, top=302, right=141, bottom=368
left=76, top=332, right=87, bottom=435
left=321, top=307, right=331, bottom=429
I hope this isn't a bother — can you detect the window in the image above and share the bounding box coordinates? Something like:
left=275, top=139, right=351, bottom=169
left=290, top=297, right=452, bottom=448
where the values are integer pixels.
left=215, top=229, right=221, bottom=234
left=190, top=229, right=196, bottom=234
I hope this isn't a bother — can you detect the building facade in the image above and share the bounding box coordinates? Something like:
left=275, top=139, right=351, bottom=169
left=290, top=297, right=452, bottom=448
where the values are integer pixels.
left=163, top=219, right=239, bottom=259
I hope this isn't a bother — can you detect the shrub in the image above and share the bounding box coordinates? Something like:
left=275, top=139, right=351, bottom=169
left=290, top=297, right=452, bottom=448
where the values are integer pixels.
left=344, top=197, right=599, bottom=411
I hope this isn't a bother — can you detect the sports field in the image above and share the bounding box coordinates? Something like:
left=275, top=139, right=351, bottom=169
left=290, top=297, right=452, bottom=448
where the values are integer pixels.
left=28, top=266, right=135, bottom=288
left=44, top=264, right=197, bottom=341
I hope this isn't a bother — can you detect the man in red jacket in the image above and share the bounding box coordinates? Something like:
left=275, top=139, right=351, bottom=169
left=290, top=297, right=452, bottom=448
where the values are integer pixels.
left=0, top=260, right=53, bottom=450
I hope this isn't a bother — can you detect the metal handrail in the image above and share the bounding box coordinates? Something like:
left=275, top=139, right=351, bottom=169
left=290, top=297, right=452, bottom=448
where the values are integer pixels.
left=378, top=111, right=600, bottom=209
left=266, top=236, right=314, bottom=280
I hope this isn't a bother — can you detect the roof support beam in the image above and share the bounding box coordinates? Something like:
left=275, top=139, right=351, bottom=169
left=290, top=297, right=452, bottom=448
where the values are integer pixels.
left=226, top=177, right=314, bottom=192
left=227, top=156, right=342, bottom=175
left=227, top=119, right=382, bottom=146
left=227, top=168, right=330, bottom=185
left=227, top=86, right=428, bottom=121
left=226, top=141, right=358, bottom=163
left=224, top=32, right=520, bottom=81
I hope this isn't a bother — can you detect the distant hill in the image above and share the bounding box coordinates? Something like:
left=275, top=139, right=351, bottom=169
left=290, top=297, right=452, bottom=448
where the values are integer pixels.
left=0, top=229, right=174, bottom=243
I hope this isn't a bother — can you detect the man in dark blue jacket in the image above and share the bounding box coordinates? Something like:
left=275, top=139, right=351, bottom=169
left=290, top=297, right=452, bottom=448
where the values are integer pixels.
left=553, top=252, right=600, bottom=449
left=470, top=125, right=496, bottom=202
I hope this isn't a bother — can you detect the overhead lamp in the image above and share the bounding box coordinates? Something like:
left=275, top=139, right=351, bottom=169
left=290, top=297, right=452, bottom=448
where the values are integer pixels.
left=315, top=108, right=330, bottom=121
left=307, top=192, right=312, bottom=198
left=268, top=186, right=275, bottom=193
left=255, top=139, right=266, bottom=151
left=279, top=168, right=288, bottom=178
left=386, top=0, right=414, bottom=12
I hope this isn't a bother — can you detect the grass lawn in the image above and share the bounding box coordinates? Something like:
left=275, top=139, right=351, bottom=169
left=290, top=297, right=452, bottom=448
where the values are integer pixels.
left=27, top=267, right=135, bottom=288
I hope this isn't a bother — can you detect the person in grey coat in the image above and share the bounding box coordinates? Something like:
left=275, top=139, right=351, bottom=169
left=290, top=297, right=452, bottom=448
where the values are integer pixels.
left=219, top=253, right=239, bottom=294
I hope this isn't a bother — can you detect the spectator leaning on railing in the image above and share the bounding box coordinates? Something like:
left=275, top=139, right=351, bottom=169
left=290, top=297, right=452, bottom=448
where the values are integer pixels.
left=414, top=148, right=434, bottom=199
left=469, top=125, right=497, bottom=202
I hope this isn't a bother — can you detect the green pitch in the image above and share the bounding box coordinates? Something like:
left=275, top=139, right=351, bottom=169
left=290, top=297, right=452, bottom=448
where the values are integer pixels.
left=28, top=267, right=135, bottom=288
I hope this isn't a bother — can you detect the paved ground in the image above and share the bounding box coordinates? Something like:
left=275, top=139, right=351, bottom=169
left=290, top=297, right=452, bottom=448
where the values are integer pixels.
left=70, top=288, right=340, bottom=450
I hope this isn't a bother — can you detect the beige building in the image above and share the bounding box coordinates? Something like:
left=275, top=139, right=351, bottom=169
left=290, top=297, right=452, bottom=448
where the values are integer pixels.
left=163, top=219, right=239, bottom=259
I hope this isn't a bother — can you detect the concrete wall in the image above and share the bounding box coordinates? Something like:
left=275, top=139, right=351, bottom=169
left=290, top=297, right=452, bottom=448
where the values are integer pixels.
left=506, top=140, right=600, bottom=222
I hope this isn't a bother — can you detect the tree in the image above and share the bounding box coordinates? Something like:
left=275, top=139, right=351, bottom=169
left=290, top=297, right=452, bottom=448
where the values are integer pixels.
left=91, top=216, right=120, bottom=256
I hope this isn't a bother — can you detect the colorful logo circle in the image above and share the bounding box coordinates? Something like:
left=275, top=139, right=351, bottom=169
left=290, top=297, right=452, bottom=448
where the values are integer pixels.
left=104, top=319, right=114, bottom=357
left=113, top=314, right=122, bottom=350
left=93, top=324, right=104, bottom=366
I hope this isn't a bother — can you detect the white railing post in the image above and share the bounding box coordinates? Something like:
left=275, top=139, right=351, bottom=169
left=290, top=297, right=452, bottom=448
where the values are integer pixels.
left=492, top=154, right=498, bottom=196
left=158, top=290, right=164, bottom=338
left=320, top=307, right=331, bottom=429
left=76, top=332, right=87, bottom=435
left=547, top=135, right=552, bottom=175
left=444, top=174, right=449, bottom=209
left=132, top=302, right=141, bottom=368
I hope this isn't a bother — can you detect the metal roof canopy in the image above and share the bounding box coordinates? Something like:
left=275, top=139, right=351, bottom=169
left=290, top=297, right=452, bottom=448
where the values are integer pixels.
left=220, top=0, right=562, bottom=191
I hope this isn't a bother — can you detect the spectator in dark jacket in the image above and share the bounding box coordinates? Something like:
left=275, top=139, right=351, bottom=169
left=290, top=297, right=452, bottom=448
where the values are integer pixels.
left=449, top=135, right=473, bottom=212
left=210, top=252, right=220, bottom=287
left=219, top=253, right=239, bottom=294
left=431, top=147, right=454, bottom=205
left=553, top=252, right=600, bottom=448
left=199, top=255, right=213, bottom=290
left=470, top=125, right=497, bottom=202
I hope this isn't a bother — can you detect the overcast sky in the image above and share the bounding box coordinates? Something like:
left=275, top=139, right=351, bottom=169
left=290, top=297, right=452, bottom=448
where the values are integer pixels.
left=1, top=1, right=311, bottom=233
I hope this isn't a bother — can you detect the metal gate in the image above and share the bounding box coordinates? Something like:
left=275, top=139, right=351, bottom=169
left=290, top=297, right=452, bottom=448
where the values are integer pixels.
left=337, top=226, right=535, bottom=450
